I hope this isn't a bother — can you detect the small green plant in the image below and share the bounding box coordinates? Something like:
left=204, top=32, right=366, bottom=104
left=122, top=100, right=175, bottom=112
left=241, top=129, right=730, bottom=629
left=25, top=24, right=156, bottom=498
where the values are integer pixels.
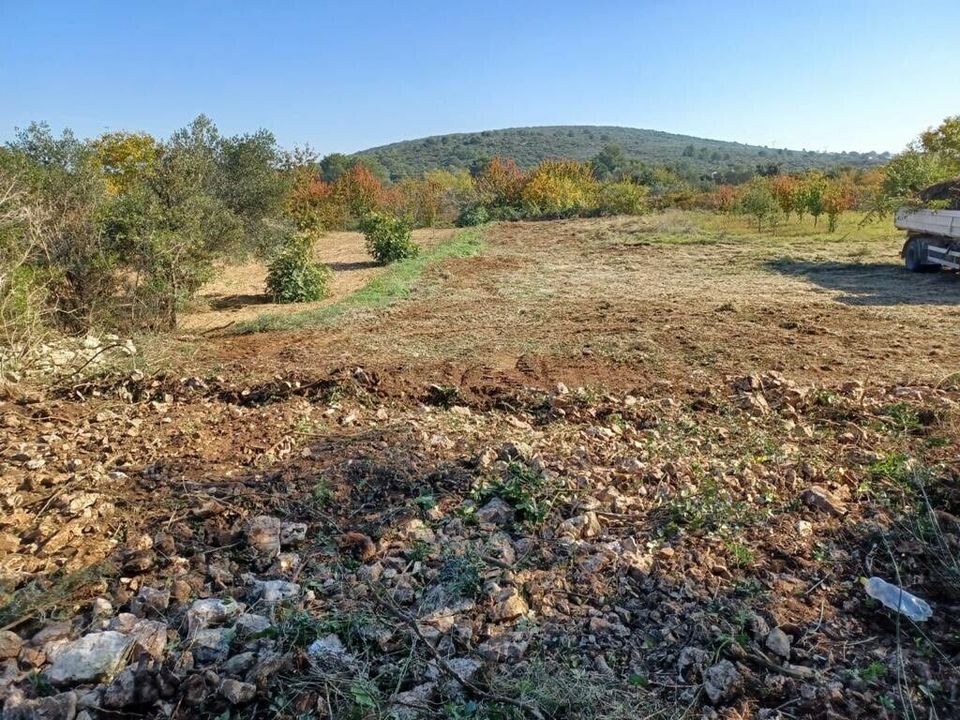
left=266, top=232, right=331, bottom=303
left=474, top=461, right=554, bottom=524
left=860, top=661, right=888, bottom=683
left=456, top=203, right=490, bottom=227
left=437, top=553, right=484, bottom=600
left=880, top=402, right=923, bottom=434
left=664, top=477, right=763, bottom=535
left=726, top=541, right=755, bottom=567
left=360, top=211, right=418, bottom=263
left=312, top=478, right=333, bottom=508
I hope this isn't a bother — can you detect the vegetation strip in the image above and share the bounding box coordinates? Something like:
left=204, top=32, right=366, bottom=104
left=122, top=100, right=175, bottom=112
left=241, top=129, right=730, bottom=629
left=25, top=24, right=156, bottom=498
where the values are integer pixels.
left=235, top=226, right=486, bottom=334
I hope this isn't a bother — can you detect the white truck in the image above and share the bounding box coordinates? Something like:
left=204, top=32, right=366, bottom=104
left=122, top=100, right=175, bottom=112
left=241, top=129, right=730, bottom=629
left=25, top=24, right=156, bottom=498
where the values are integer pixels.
left=895, top=207, right=960, bottom=271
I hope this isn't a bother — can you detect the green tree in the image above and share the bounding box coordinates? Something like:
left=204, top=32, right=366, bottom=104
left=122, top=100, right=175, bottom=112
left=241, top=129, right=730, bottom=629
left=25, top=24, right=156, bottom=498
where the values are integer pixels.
left=737, top=179, right=779, bottom=231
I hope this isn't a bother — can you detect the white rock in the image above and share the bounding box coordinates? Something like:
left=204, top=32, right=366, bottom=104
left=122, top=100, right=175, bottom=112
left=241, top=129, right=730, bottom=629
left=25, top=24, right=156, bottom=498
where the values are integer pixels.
left=44, top=632, right=132, bottom=686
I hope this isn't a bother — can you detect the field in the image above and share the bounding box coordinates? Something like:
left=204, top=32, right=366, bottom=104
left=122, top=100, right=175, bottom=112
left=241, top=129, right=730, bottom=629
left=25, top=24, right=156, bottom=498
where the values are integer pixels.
left=3, top=212, right=959, bottom=719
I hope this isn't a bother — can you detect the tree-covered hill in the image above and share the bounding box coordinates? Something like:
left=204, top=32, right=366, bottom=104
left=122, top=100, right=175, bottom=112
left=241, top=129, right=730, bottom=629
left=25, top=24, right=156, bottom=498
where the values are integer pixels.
left=356, top=125, right=890, bottom=180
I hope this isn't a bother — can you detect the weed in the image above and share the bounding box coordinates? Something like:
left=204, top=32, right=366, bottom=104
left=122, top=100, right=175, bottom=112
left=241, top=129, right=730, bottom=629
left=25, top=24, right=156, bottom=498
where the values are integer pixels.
left=880, top=402, right=923, bottom=434
left=474, top=461, right=554, bottom=525
left=860, top=661, right=888, bottom=683
left=726, top=541, right=755, bottom=567
left=437, top=553, right=484, bottom=601
left=312, top=478, right=333, bottom=508
left=663, top=477, right=766, bottom=536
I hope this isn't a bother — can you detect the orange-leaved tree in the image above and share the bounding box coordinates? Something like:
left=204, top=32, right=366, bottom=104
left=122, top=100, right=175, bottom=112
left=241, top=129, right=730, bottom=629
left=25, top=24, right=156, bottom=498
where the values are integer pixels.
left=476, top=157, right=524, bottom=208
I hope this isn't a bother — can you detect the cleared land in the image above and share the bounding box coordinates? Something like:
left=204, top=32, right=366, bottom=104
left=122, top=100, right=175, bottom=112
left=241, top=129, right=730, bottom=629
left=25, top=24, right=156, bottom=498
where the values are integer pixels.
left=2, top=212, right=959, bottom=719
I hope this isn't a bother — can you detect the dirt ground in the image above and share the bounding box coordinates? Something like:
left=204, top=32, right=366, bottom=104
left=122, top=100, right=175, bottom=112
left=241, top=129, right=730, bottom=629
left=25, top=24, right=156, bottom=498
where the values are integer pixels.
left=2, top=213, right=959, bottom=720
left=207, top=212, right=960, bottom=392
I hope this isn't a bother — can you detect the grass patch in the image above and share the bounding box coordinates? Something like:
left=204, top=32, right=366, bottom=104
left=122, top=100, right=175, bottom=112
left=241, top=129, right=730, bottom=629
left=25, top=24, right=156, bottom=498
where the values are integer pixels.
left=235, top=227, right=485, bottom=334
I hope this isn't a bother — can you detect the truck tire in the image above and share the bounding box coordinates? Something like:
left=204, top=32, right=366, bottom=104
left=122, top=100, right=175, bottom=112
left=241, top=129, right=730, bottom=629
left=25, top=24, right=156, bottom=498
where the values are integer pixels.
left=903, top=238, right=932, bottom=272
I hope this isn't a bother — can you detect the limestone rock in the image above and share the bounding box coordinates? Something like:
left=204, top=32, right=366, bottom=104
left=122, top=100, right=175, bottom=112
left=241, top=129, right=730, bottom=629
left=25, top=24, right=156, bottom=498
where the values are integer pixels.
left=44, top=631, right=133, bottom=686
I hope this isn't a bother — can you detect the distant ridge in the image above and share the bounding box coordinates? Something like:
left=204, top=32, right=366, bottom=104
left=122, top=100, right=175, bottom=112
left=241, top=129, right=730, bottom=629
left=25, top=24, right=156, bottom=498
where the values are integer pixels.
left=356, top=125, right=888, bottom=180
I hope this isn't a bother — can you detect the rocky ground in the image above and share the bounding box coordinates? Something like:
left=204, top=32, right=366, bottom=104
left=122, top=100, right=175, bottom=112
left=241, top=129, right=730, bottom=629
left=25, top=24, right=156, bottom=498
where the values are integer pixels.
left=1, top=215, right=959, bottom=719
left=1, top=367, right=958, bottom=719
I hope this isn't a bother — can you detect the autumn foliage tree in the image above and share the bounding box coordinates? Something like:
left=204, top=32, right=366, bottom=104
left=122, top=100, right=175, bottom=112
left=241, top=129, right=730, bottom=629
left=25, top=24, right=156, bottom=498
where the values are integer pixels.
left=333, top=162, right=384, bottom=220
left=823, top=179, right=855, bottom=232
left=770, top=175, right=801, bottom=220
left=521, top=159, right=599, bottom=218
left=475, top=157, right=524, bottom=208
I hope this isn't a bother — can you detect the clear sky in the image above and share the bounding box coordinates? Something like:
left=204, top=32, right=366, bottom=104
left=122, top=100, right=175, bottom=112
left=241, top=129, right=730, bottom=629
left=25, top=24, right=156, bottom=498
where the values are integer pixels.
left=2, top=0, right=958, bottom=155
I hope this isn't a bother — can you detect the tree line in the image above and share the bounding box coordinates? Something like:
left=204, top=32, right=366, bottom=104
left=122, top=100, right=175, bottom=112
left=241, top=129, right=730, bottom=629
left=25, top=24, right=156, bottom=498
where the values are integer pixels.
left=0, top=114, right=957, bottom=359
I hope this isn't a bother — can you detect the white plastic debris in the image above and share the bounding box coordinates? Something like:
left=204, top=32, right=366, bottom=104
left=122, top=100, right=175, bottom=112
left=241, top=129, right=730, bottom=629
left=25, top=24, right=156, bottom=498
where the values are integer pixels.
left=864, top=577, right=933, bottom=622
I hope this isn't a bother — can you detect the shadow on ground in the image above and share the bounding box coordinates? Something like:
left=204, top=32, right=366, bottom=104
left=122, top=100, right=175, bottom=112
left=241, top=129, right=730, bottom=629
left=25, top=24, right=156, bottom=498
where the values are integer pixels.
left=206, top=293, right=272, bottom=310
left=328, top=260, right=381, bottom=272
left=766, top=259, right=960, bottom=306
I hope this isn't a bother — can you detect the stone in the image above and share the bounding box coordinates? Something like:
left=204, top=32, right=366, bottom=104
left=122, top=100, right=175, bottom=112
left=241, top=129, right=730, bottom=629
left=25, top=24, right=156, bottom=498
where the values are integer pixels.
left=233, top=613, right=272, bottom=638
left=489, top=590, right=528, bottom=622
left=307, top=634, right=354, bottom=665
left=250, top=580, right=301, bottom=604
left=222, top=651, right=257, bottom=676
left=247, top=515, right=307, bottom=556
left=703, top=660, right=742, bottom=705
left=190, top=627, right=234, bottom=664
left=557, top=512, right=601, bottom=539
left=221, top=678, right=256, bottom=704
left=44, top=631, right=133, bottom=686
left=476, top=497, right=513, bottom=525
left=0, top=630, right=23, bottom=659
left=800, top=486, right=845, bottom=515
left=765, top=627, right=792, bottom=659
left=186, top=598, right=243, bottom=636
left=129, top=619, right=168, bottom=660
left=389, top=681, right=435, bottom=720
left=102, top=667, right=136, bottom=709
left=131, top=586, right=170, bottom=616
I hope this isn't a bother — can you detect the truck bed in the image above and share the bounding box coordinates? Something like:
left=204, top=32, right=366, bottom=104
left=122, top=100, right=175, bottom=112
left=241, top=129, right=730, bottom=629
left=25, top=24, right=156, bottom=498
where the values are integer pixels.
left=895, top=207, right=960, bottom=239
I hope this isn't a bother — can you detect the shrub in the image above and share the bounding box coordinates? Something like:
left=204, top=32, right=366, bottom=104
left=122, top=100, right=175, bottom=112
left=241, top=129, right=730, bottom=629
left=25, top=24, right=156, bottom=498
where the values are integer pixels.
left=597, top=181, right=648, bottom=216
left=455, top=203, right=490, bottom=227
left=360, top=212, right=418, bottom=264
left=266, top=232, right=331, bottom=303
left=521, top=159, right=599, bottom=218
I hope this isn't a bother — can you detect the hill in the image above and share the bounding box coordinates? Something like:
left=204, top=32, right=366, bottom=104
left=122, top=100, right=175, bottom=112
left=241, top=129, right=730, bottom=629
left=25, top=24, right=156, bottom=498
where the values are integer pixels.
left=356, top=125, right=890, bottom=180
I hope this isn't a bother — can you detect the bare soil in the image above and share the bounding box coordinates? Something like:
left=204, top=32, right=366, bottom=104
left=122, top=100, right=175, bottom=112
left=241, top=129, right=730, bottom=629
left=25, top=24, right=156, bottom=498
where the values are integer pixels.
left=2, top=214, right=959, bottom=720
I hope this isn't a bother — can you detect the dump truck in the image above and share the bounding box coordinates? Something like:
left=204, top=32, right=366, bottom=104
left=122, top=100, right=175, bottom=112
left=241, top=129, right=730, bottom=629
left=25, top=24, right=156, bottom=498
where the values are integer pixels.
left=895, top=207, right=960, bottom=271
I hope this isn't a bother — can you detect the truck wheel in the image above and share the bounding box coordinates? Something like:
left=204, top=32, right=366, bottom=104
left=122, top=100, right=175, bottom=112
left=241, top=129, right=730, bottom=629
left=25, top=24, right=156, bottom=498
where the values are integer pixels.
left=903, top=238, right=927, bottom=272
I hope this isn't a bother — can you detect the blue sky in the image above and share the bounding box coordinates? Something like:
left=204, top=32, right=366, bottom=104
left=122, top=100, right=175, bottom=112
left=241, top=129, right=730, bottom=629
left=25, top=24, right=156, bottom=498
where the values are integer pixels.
left=2, top=1, right=958, bottom=155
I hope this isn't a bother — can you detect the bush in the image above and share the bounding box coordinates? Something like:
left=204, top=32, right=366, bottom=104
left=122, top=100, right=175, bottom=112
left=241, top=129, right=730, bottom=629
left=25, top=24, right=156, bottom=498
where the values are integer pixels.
left=360, top=212, right=418, bottom=263
left=266, top=232, right=331, bottom=303
left=597, top=181, right=648, bottom=216
left=521, top=159, right=599, bottom=218
left=455, top=203, right=490, bottom=227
